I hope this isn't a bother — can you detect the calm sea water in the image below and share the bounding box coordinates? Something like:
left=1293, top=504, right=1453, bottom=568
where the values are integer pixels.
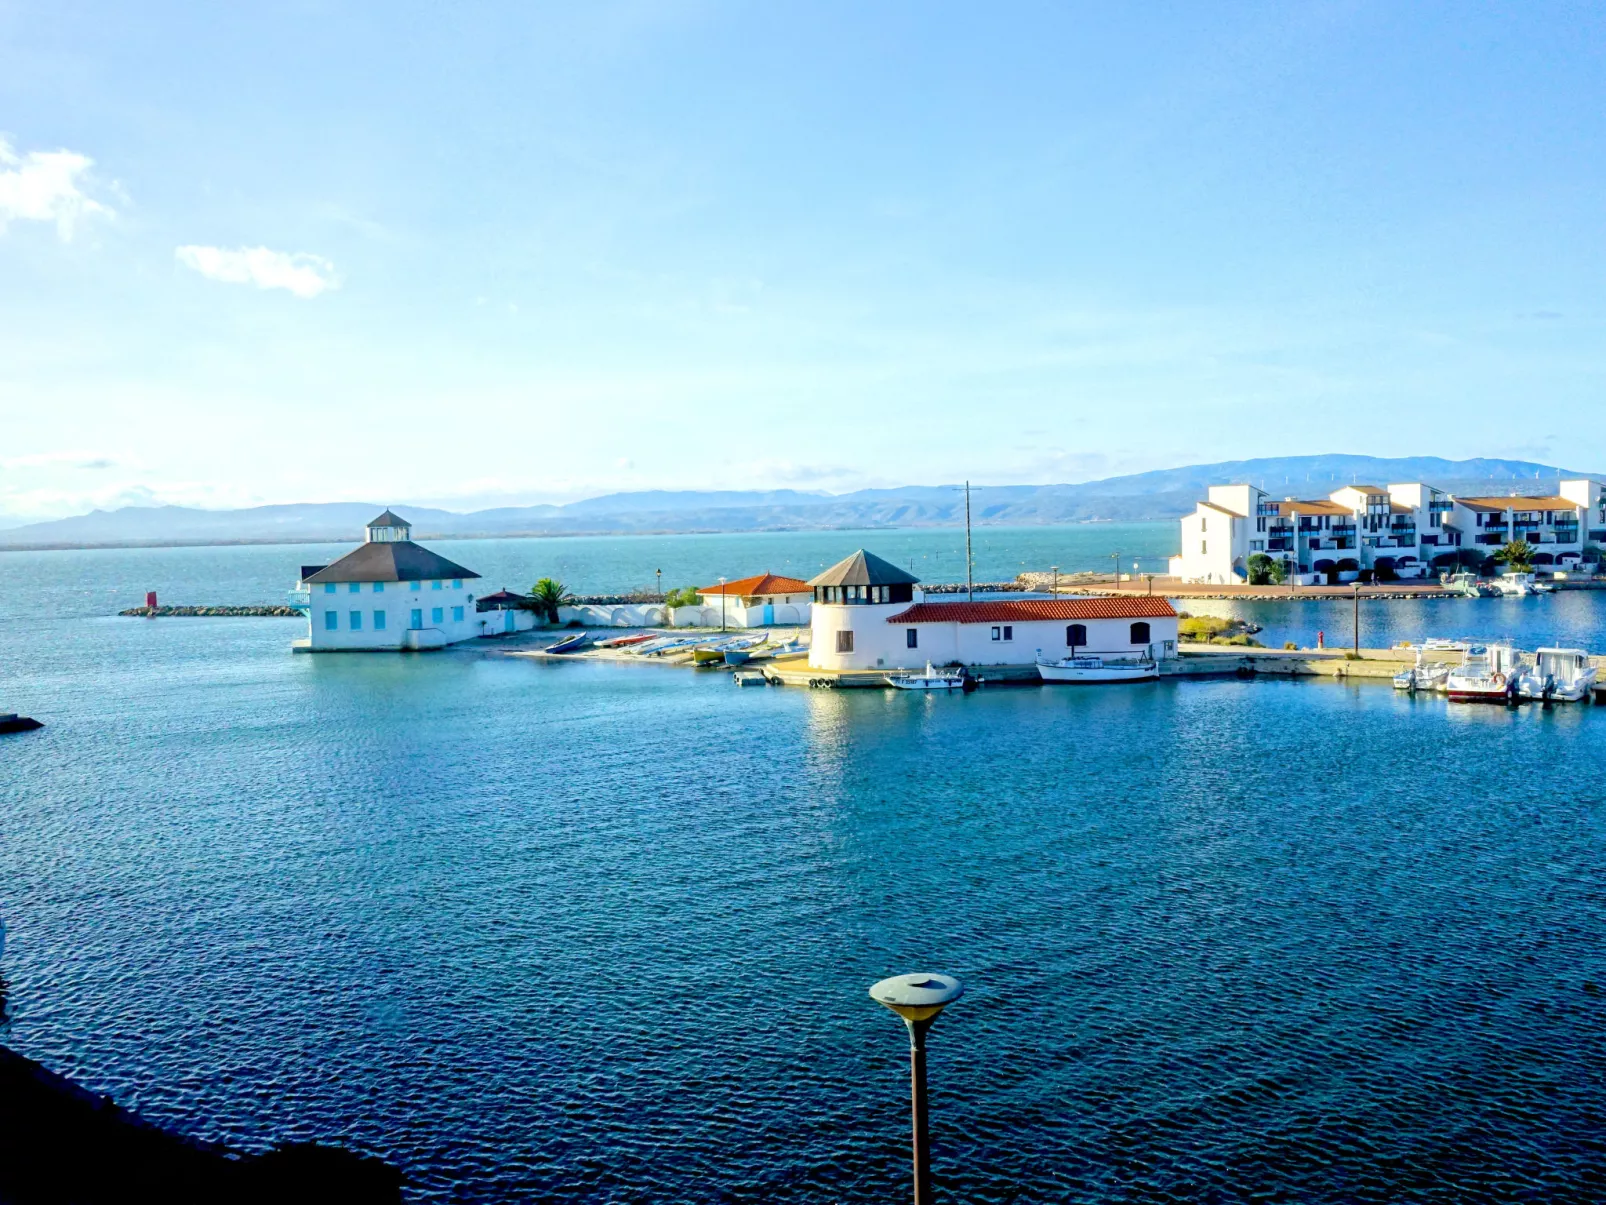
left=3, top=531, right=1605, bottom=1203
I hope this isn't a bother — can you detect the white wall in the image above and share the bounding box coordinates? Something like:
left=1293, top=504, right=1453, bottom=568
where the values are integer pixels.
left=306, top=577, right=482, bottom=650
left=810, top=602, right=1179, bottom=671
left=1172, top=504, right=1249, bottom=584
left=556, top=603, right=671, bottom=627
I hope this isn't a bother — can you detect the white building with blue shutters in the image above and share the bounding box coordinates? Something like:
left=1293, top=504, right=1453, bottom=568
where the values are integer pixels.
left=296, top=511, right=483, bottom=651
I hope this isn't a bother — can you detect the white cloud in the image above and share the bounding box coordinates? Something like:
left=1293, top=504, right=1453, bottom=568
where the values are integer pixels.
left=174, top=245, right=338, bottom=298
left=0, top=136, right=114, bottom=240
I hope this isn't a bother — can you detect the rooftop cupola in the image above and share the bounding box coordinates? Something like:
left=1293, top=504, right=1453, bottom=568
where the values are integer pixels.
left=365, top=509, right=412, bottom=543
left=808, top=549, right=920, bottom=606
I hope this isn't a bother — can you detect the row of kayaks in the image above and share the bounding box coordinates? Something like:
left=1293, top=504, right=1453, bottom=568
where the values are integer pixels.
left=883, top=655, right=1160, bottom=691
left=1394, top=644, right=1598, bottom=702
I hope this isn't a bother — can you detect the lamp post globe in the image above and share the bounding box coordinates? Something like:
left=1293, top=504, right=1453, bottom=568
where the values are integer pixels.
left=870, top=973, right=964, bottom=1204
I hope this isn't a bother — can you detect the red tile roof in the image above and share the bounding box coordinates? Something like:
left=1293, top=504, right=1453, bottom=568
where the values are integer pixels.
left=886, top=597, right=1177, bottom=624
left=698, top=572, right=812, bottom=596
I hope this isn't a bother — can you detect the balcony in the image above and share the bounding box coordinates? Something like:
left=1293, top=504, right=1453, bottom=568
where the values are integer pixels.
left=1267, top=539, right=1293, bottom=552
left=1476, top=534, right=1503, bottom=546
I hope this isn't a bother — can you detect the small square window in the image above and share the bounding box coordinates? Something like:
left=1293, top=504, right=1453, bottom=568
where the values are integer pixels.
left=374, top=582, right=384, bottom=593
left=906, top=628, right=918, bottom=648
left=431, top=607, right=444, bottom=624
left=835, top=630, right=854, bottom=653
left=349, top=582, right=361, bottom=594
left=991, top=626, right=1001, bottom=641
left=432, top=580, right=443, bottom=590
left=1002, top=625, right=1013, bottom=641
left=350, top=610, right=362, bottom=630
left=409, top=581, right=420, bottom=591
left=452, top=579, right=462, bottom=589
left=323, top=583, right=336, bottom=594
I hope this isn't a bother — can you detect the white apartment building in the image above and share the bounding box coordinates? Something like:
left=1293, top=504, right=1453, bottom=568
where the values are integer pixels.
left=1170, top=479, right=1605, bottom=584
left=297, top=511, right=484, bottom=651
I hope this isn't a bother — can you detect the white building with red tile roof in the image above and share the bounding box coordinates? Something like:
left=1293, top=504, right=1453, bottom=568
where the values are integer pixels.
left=805, top=549, right=1178, bottom=671
left=681, top=571, right=812, bottom=628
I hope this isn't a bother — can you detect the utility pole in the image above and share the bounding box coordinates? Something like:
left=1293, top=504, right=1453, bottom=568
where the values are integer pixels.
left=965, top=481, right=974, bottom=602
left=1051, top=565, right=1059, bottom=597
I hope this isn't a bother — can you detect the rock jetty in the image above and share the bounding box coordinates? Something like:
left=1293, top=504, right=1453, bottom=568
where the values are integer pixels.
left=119, top=605, right=302, bottom=617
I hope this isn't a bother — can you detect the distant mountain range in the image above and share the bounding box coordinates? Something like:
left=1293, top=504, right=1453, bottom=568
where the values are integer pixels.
left=2, top=455, right=1597, bottom=549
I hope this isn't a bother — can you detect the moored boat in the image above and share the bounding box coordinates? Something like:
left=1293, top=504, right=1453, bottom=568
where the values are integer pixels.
left=545, top=632, right=594, bottom=654
left=0, top=713, right=43, bottom=735
left=1446, top=644, right=1520, bottom=703
left=884, top=661, right=969, bottom=691
left=1516, top=647, right=1598, bottom=702
left=1036, top=654, right=1159, bottom=684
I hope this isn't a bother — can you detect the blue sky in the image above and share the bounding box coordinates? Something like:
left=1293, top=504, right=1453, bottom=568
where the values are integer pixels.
left=2, top=1, right=1603, bottom=519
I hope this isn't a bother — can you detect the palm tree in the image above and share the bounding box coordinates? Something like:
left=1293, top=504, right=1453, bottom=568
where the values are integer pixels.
left=1494, top=540, right=1535, bottom=573
left=529, top=578, right=575, bottom=624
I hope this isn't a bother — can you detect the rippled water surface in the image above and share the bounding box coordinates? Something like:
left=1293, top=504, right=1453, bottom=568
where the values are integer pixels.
left=3, top=538, right=1606, bottom=1203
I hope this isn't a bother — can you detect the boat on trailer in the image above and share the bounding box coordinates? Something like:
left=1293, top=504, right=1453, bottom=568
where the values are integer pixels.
left=1516, top=647, right=1598, bottom=702
left=1036, top=654, right=1159, bottom=684
left=884, top=662, right=969, bottom=691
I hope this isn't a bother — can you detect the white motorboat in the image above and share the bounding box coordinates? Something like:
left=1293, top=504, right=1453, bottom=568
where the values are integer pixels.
left=1493, top=573, right=1534, bottom=597
left=1532, top=579, right=1558, bottom=594
left=1393, top=653, right=1451, bottom=693
left=1036, top=654, right=1159, bottom=684
left=884, top=661, right=968, bottom=691
left=1516, top=647, right=1598, bottom=702
left=1446, top=644, right=1520, bottom=703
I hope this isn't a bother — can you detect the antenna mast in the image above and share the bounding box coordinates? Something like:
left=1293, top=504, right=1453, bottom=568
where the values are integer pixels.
left=965, top=480, right=974, bottom=602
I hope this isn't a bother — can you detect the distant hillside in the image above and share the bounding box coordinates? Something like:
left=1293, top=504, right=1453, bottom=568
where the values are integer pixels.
left=3, top=454, right=1598, bottom=549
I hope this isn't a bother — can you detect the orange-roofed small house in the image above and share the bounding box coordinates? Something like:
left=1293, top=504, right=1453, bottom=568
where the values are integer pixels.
left=676, top=572, right=813, bottom=628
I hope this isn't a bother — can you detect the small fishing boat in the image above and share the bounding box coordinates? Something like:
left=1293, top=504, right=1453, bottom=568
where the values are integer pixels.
left=1446, top=644, right=1520, bottom=703
left=692, top=647, right=727, bottom=665
left=1493, top=573, right=1534, bottom=597
left=884, top=662, right=968, bottom=691
left=1036, top=654, right=1159, bottom=684
left=0, top=713, right=43, bottom=735
left=723, top=649, right=753, bottom=665
left=1516, top=647, right=1598, bottom=702
left=1393, top=653, right=1450, bottom=693
left=596, top=633, right=655, bottom=648
left=1441, top=572, right=1488, bottom=598
left=545, top=632, right=594, bottom=654
left=1531, top=579, right=1558, bottom=594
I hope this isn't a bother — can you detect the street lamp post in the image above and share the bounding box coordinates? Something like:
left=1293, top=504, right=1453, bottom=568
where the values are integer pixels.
left=870, top=972, right=965, bottom=1205
left=1353, top=582, right=1361, bottom=654
left=1051, top=565, right=1059, bottom=597
left=656, top=568, right=662, bottom=601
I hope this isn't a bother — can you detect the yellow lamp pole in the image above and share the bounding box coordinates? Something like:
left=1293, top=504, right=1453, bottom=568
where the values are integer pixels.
left=870, top=973, right=964, bottom=1204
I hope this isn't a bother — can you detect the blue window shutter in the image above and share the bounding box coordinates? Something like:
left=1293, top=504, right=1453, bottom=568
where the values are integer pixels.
left=324, top=583, right=335, bottom=594
left=350, top=611, right=362, bottom=630
left=452, top=606, right=463, bottom=622
left=349, top=582, right=360, bottom=593
left=410, top=609, right=423, bottom=629
left=324, top=610, right=337, bottom=631
left=374, top=610, right=387, bottom=630
left=431, top=607, right=443, bottom=624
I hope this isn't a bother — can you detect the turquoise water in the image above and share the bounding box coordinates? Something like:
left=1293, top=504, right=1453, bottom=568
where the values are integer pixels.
left=3, top=534, right=1606, bottom=1203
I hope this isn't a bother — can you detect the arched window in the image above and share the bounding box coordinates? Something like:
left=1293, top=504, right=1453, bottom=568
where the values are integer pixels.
left=1066, top=623, right=1087, bottom=649
left=1130, top=621, right=1151, bottom=644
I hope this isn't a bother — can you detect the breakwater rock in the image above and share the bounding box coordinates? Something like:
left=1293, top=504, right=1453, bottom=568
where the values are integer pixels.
left=119, top=605, right=302, bottom=617
left=0, top=1044, right=402, bottom=1203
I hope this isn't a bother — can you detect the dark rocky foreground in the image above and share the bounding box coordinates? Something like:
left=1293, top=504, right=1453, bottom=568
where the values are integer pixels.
left=0, top=1045, right=402, bottom=1204
left=118, top=605, right=303, bottom=617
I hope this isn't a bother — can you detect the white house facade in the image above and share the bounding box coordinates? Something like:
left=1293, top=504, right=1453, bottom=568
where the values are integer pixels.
left=298, top=511, right=484, bottom=651
left=685, top=572, right=814, bottom=628
left=806, top=549, right=1178, bottom=672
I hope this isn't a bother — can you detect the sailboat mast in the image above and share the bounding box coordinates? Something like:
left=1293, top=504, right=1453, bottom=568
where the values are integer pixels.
left=965, top=480, right=974, bottom=601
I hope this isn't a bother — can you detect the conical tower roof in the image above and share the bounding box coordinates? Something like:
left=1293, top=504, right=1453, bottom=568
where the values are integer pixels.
left=368, top=509, right=410, bottom=528
left=807, top=549, right=920, bottom=588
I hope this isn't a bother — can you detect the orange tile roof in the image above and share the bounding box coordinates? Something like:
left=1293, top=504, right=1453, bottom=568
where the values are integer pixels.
left=698, top=572, right=812, bottom=596
left=1270, top=499, right=1353, bottom=517
left=887, top=598, right=1177, bottom=624
left=1455, top=496, right=1578, bottom=511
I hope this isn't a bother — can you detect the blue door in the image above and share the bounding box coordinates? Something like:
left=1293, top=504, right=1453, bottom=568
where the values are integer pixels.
left=763, top=603, right=774, bottom=625
left=410, top=608, right=423, bottom=629
left=504, top=610, right=515, bottom=634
